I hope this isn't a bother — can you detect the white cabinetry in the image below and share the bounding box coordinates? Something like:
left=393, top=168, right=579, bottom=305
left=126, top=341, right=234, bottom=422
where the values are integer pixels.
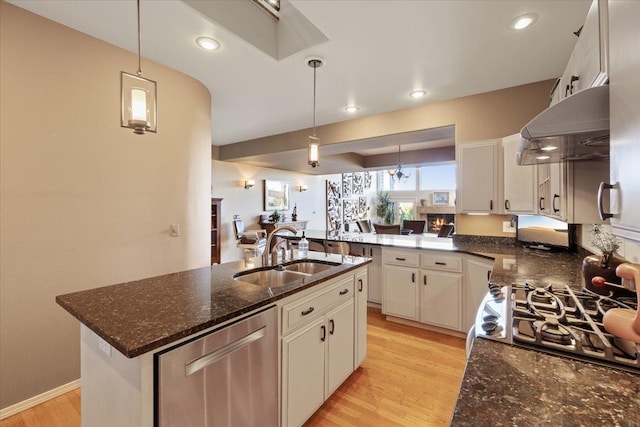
left=350, top=243, right=382, bottom=303
left=537, top=160, right=608, bottom=224
left=457, top=140, right=501, bottom=214
left=502, top=134, right=537, bottom=214
left=555, top=0, right=608, bottom=104
left=281, top=273, right=360, bottom=427
left=382, top=248, right=464, bottom=332
left=464, top=257, right=494, bottom=332
left=420, top=271, right=462, bottom=331
left=355, top=270, right=368, bottom=368
left=607, top=0, right=640, bottom=242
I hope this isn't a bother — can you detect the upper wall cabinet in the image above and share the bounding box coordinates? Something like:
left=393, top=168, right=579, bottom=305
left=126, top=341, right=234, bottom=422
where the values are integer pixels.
left=457, top=140, right=501, bottom=214
left=552, top=0, right=608, bottom=105
left=607, top=0, right=640, bottom=242
left=502, top=134, right=537, bottom=215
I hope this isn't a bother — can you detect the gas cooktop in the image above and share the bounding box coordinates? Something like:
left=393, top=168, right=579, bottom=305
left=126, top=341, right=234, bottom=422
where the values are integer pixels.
left=475, top=282, right=640, bottom=373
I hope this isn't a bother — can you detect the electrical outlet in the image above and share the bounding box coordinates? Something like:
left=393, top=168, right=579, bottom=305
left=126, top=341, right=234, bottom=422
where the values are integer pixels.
left=503, top=221, right=516, bottom=233
left=170, top=224, right=180, bottom=237
left=98, top=338, right=111, bottom=357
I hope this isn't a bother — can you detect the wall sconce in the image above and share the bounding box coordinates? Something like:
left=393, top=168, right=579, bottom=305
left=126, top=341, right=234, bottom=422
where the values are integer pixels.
left=244, top=180, right=256, bottom=189
left=299, top=185, right=308, bottom=192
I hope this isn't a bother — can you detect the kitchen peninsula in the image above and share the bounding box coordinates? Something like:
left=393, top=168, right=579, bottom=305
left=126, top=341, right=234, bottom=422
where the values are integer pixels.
left=56, top=252, right=370, bottom=427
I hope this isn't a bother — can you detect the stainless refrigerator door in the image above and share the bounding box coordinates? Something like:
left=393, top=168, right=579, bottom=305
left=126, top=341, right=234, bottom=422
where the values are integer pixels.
left=156, top=306, right=278, bottom=427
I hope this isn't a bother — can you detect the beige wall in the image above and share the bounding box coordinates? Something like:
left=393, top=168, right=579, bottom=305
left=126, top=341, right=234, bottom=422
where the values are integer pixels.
left=212, top=160, right=326, bottom=263
left=0, top=2, right=212, bottom=409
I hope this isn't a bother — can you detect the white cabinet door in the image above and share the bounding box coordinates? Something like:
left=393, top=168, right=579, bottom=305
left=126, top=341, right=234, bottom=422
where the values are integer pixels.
left=420, top=271, right=462, bottom=331
left=282, top=318, right=326, bottom=427
left=382, top=265, right=418, bottom=320
left=464, top=257, right=494, bottom=332
left=457, top=140, right=500, bottom=213
left=609, top=0, right=640, bottom=242
left=574, top=0, right=608, bottom=92
left=354, top=270, right=368, bottom=368
left=502, top=134, right=537, bottom=214
left=548, top=161, right=566, bottom=220
left=326, top=300, right=355, bottom=396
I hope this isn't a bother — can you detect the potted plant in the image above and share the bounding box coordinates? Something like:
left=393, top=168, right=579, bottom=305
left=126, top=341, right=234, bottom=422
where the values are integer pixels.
left=582, top=225, right=625, bottom=294
left=375, top=192, right=394, bottom=225
left=268, top=209, right=281, bottom=224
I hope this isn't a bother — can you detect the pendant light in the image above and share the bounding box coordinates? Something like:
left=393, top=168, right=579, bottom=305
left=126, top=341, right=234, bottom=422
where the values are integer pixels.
left=307, top=57, right=324, bottom=167
left=121, top=0, right=157, bottom=135
left=388, top=145, right=411, bottom=182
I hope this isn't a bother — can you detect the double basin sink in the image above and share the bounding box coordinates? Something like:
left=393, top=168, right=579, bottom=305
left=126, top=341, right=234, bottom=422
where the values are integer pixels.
left=233, top=259, right=340, bottom=287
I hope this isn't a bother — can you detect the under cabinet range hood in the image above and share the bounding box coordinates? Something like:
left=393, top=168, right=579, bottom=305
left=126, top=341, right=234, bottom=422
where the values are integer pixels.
left=517, top=85, right=609, bottom=165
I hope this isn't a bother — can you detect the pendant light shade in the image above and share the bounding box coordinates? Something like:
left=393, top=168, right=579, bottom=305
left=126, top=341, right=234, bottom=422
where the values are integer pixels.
left=307, top=57, right=324, bottom=167
left=121, top=0, right=157, bottom=134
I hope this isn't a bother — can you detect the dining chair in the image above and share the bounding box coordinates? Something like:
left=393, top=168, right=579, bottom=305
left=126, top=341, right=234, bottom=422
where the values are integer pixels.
left=373, top=224, right=401, bottom=235
left=356, top=219, right=373, bottom=233
left=402, top=220, right=426, bottom=234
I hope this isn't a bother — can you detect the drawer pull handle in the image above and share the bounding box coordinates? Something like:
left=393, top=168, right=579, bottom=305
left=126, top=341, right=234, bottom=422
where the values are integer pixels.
left=329, top=319, right=335, bottom=335
left=435, top=262, right=447, bottom=266
left=321, top=325, right=326, bottom=342
left=395, top=257, right=406, bottom=261
left=301, top=307, right=315, bottom=316
left=552, top=194, right=560, bottom=213
left=487, top=270, right=491, bottom=281
left=369, top=248, right=373, bottom=257
left=539, top=197, right=545, bottom=211
left=339, top=288, right=349, bottom=295
left=423, top=275, right=427, bottom=286
left=358, top=279, right=363, bottom=292
left=412, top=273, right=415, bottom=283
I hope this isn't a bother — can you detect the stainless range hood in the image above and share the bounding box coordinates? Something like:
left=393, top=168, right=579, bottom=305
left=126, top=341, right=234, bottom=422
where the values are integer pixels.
left=517, top=85, right=609, bottom=165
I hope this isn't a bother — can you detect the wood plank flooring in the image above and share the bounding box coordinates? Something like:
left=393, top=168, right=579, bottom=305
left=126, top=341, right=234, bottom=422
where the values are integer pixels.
left=0, top=308, right=466, bottom=427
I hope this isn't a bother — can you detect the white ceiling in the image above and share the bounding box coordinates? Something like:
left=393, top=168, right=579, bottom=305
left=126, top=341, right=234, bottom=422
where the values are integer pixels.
left=10, top=0, right=590, bottom=151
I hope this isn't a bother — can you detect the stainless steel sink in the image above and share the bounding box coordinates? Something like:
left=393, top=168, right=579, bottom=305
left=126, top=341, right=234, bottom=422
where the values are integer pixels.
left=233, top=260, right=340, bottom=287
left=282, top=261, right=339, bottom=275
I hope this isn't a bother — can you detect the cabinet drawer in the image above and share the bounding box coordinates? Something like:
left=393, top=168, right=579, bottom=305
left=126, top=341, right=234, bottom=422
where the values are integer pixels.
left=282, top=277, right=354, bottom=333
left=382, top=249, right=419, bottom=267
left=421, top=253, right=462, bottom=272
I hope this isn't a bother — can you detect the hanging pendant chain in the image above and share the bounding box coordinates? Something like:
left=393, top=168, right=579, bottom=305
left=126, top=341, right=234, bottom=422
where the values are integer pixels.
left=312, top=63, right=317, bottom=137
left=136, top=0, right=142, bottom=76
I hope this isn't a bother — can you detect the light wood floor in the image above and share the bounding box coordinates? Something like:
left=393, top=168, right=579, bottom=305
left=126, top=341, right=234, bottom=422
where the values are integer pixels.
left=1, top=308, right=466, bottom=427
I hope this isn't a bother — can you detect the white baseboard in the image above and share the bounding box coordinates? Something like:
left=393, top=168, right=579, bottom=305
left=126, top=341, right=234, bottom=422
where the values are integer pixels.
left=0, top=379, right=81, bottom=420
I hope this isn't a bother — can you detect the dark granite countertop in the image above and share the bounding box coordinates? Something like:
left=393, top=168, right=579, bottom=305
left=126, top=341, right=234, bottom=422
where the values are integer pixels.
left=56, top=252, right=370, bottom=358
left=451, top=339, right=640, bottom=426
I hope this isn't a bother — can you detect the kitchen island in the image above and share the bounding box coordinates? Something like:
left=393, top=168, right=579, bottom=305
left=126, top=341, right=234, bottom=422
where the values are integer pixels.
left=56, top=251, right=370, bottom=426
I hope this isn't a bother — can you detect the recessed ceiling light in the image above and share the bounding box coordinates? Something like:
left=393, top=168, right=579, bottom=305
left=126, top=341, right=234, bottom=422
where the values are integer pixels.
left=196, top=37, right=221, bottom=51
left=541, top=145, right=558, bottom=151
left=344, top=106, right=359, bottom=113
left=508, top=13, right=538, bottom=31
left=409, top=90, right=427, bottom=99
left=536, top=155, right=551, bottom=160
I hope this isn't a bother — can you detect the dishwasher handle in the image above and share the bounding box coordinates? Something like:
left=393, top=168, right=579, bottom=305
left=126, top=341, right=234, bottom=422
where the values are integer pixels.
left=185, top=326, right=266, bottom=376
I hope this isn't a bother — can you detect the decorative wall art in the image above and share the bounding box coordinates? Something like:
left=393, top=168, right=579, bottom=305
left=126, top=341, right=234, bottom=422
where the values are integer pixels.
left=358, top=196, right=368, bottom=219
left=432, top=191, right=450, bottom=206
left=364, top=171, right=372, bottom=189
left=352, top=172, right=364, bottom=195
left=343, top=199, right=358, bottom=222
left=326, top=179, right=342, bottom=234
left=264, top=180, right=290, bottom=210
left=342, top=173, right=352, bottom=198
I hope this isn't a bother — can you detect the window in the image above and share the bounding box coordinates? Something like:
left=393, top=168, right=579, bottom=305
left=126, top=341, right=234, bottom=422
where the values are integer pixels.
left=419, top=163, right=456, bottom=190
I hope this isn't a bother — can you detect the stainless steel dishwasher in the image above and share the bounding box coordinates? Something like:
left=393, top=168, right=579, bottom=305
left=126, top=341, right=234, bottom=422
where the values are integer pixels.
left=155, top=306, right=278, bottom=427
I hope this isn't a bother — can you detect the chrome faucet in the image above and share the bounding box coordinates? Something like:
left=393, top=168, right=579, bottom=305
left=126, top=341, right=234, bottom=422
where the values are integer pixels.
left=263, top=225, right=298, bottom=265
